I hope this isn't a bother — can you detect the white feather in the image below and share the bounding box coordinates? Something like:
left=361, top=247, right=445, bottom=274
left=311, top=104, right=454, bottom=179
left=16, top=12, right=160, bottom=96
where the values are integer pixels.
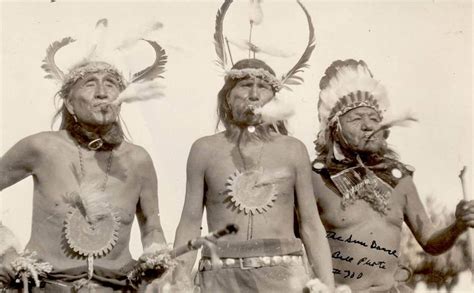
left=85, top=18, right=109, bottom=62
left=254, top=92, right=295, bottom=124
left=249, top=0, right=264, bottom=25
left=228, top=38, right=294, bottom=58
left=77, top=182, right=111, bottom=224
left=116, top=21, right=163, bottom=51
left=114, top=79, right=165, bottom=105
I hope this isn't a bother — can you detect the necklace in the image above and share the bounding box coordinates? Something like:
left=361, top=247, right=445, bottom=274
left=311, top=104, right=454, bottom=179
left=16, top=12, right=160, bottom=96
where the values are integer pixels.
left=224, top=129, right=279, bottom=239
left=64, top=144, right=120, bottom=281
left=76, top=144, right=113, bottom=190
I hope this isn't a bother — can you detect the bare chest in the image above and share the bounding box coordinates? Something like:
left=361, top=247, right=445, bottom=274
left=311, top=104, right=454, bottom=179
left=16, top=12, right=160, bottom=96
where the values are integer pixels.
left=316, top=174, right=406, bottom=230
left=32, top=148, right=140, bottom=225
left=205, top=145, right=296, bottom=203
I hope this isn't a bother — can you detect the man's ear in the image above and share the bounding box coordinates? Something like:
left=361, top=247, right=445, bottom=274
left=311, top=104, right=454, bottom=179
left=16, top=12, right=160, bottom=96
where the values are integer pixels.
left=64, top=98, right=75, bottom=115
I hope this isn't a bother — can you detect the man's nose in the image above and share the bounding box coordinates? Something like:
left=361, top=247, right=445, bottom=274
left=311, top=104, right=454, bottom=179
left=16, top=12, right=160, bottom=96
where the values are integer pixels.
left=248, top=84, right=259, bottom=102
left=95, top=84, right=108, bottom=100
left=361, top=118, right=375, bottom=131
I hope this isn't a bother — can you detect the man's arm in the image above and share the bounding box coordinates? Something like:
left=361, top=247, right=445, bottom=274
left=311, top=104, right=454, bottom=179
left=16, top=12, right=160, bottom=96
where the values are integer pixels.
left=135, top=148, right=166, bottom=250
left=403, top=176, right=474, bottom=255
left=0, top=135, right=41, bottom=191
left=291, top=140, right=335, bottom=289
left=0, top=134, right=42, bottom=285
left=173, top=139, right=208, bottom=278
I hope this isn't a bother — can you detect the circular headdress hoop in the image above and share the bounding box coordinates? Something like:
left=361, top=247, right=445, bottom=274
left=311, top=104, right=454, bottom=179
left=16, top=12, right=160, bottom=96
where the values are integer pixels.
left=214, top=0, right=315, bottom=92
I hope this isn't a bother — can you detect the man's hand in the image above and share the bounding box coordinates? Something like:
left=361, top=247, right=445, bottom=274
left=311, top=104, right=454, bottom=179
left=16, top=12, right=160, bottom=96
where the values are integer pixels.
left=0, top=248, right=19, bottom=288
left=0, top=264, right=15, bottom=289
left=454, top=200, right=474, bottom=231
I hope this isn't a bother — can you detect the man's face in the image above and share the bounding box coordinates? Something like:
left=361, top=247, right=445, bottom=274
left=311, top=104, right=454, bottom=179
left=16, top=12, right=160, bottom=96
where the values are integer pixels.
left=338, top=106, right=385, bottom=153
left=227, top=76, right=274, bottom=125
left=66, top=71, right=122, bottom=126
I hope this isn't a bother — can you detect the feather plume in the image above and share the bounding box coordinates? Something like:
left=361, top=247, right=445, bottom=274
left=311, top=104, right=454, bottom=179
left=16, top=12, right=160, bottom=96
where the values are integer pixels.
left=214, top=0, right=233, bottom=69
left=41, top=37, right=76, bottom=81
left=368, top=112, right=418, bottom=139
left=84, top=18, right=109, bottom=61
left=114, top=79, right=165, bottom=105
left=253, top=92, right=295, bottom=124
left=131, top=40, right=167, bottom=82
left=65, top=182, right=111, bottom=224
left=227, top=39, right=294, bottom=58
left=249, top=0, right=263, bottom=25
left=280, top=0, right=315, bottom=87
left=116, top=21, right=163, bottom=51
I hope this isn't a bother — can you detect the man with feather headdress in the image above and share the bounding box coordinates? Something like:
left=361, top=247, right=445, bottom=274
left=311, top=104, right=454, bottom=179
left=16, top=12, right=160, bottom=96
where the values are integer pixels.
left=174, top=1, right=334, bottom=292
left=312, top=59, right=474, bottom=292
left=0, top=20, right=169, bottom=291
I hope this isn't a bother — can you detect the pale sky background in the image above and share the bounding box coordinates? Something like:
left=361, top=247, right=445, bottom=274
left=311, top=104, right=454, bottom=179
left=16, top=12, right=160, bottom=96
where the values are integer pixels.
left=0, top=0, right=472, bottom=280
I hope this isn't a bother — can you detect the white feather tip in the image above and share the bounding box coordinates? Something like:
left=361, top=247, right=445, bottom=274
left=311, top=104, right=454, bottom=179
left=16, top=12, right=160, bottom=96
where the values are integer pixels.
left=253, top=93, right=295, bottom=124
left=114, top=79, right=165, bottom=105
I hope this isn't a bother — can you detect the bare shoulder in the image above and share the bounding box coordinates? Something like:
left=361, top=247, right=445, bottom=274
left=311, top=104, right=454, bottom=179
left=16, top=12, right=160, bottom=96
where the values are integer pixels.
left=394, top=175, right=417, bottom=197
left=273, top=135, right=309, bottom=159
left=189, top=133, right=224, bottom=156
left=13, top=131, right=67, bottom=153
left=311, top=171, right=325, bottom=189
left=118, top=141, right=153, bottom=165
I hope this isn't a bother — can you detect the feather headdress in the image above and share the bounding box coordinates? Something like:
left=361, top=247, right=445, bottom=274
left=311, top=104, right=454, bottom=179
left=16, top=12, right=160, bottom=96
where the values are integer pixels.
left=42, top=19, right=167, bottom=104
left=315, top=59, right=390, bottom=148
left=214, top=0, right=315, bottom=92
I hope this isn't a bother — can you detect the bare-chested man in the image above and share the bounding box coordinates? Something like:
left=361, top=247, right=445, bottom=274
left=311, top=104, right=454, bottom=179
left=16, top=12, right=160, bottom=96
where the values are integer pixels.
left=0, top=32, right=167, bottom=291
left=174, top=58, right=334, bottom=292
left=312, top=59, right=474, bottom=292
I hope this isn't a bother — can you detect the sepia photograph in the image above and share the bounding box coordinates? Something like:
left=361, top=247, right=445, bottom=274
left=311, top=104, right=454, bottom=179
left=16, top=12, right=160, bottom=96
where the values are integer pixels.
left=0, top=0, right=472, bottom=292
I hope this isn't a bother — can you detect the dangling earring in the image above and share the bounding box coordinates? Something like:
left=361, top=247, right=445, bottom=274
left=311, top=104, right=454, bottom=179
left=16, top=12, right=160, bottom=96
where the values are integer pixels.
left=72, top=114, right=78, bottom=123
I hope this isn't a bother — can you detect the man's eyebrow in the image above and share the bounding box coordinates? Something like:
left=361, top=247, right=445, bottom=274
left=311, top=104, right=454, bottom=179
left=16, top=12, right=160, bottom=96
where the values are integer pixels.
left=84, top=76, right=98, bottom=81
left=105, top=76, right=119, bottom=83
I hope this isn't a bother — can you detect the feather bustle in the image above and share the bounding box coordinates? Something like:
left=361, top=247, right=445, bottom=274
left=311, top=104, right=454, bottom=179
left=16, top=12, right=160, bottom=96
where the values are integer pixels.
left=41, top=37, right=76, bottom=81
left=214, top=0, right=233, bottom=69
left=280, top=0, right=315, bottom=87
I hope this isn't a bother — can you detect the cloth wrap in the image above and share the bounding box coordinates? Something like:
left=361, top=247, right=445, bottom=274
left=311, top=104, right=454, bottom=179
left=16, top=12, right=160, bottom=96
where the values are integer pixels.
left=1, top=262, right=141, bottom=292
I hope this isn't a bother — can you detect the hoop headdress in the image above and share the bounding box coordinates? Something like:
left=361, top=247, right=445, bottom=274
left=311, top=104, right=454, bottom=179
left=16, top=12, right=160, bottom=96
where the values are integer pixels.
left=214, top=0, right=315, bottom=92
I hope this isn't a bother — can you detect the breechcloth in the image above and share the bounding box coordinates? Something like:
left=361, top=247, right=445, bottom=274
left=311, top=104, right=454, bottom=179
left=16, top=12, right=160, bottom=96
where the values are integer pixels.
left=1, top=263, right=140, bottom=293
left=197, top=238, right=310, bottom=293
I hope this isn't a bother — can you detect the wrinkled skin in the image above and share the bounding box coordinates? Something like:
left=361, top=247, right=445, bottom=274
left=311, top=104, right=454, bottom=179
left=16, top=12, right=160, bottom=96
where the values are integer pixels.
left=65, top=72, right=122, bottom=127
left=338, top=107, right=386, bottom=154
left=227, top=77, right=274, bottom=126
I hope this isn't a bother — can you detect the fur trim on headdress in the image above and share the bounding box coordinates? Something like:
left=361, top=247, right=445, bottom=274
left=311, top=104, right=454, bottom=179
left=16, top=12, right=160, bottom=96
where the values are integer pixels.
left=0, top=223, right=21, bottom=256
left=316, top=60, right=389, bottom=148
left=225, top=68, right=282, bottom=91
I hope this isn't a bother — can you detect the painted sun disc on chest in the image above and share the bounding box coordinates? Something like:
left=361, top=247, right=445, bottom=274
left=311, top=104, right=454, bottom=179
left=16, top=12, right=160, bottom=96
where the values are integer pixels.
left=225, top=169, right=278, bottom=215
left=64, top=208, right=121, bottom=257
